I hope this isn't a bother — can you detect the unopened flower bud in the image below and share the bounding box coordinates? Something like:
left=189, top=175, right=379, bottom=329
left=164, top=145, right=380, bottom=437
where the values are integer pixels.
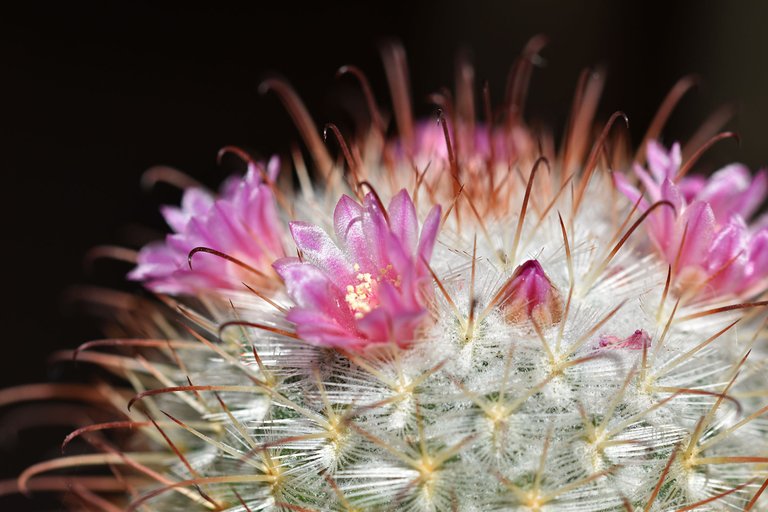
left=501, top=259, right=563, bottom=326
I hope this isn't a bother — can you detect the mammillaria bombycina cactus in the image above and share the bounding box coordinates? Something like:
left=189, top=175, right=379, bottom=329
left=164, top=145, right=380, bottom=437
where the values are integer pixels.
left=3, top=40, right=768, bottom=511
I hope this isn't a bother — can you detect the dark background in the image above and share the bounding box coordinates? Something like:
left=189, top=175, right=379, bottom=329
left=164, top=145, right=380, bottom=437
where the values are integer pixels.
left=3, top=1, right=768, bottom=509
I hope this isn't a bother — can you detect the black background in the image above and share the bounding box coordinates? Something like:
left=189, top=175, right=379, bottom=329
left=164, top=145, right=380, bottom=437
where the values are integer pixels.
left=4, top=1, right=768, bottom=509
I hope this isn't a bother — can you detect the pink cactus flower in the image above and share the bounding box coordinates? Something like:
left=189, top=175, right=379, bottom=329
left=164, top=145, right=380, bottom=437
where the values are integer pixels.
left=273, top=189, right=441, bottom=351
left=613, top=141, right=768, bottom=299
left=129, top=157, right=285, bottom=294
left=500, top=259, right=563, bottom=325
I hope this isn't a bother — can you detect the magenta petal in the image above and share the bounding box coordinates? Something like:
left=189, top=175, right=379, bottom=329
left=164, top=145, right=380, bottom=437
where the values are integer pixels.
left=210, top=201, right=251, bottom=250
left=660, top=179, right=683, bottom=213
left=741, top=169, right=768, bottom=219
left=334, top=195, right=363, bottom=243
left=274, top=258, right=345, bottom=315
left=289, top=221, right=355, bottom=284
left=599, top=329, right=650, bottom=350
left=161, top=188, right=214, bottom=232
left=707, top=217, right=748, bottom=270
left=418, top=205, right=442, bottom=263
left=271, top=256, right=300, bottom=278
left=266, top=155, right=280, bottom=183
left=361, top=193, right=391, bottom=269
left=376, top=280, right=415, bottom=314
left=242, top=185, right=284, bottom=257
left=129, top=243, right=179, bottom=281
left=677, top=201, right=716, bottom=268
left=287, top=309, right=363, bottom=349
left=182, top=188, right=215, bottom=216
left=388, top=189, right=419, bottom=255
left=355, top=309, right=392, bottom=343
left=357, top=306, right=425, bottom=347
left=160, top=206, right=188, bottom=234
left=647, top=141, right=681, bottom=181
left=633, top=164, right=662, bottom=201
left=389, top=310, right=427, bottom=345
left=698, top=164, right=753, bottom=220
left=333, top=195, right=371, bottom=268
left=646, top=140, right=668, bottom=181
left=678, top=176, right=706, bottom=203
left=705, top=219, right=749, bottom=295
left=749, top=229, right=768, bottom=279
left=612, top=172, right=649, bottom=211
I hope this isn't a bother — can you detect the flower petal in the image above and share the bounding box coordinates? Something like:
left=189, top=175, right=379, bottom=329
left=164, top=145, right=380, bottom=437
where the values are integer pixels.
left=647, top=140, right=681, bottom=181
left=289, top=221, right=355, bottom=284
left=287, top=309, right=364, bottom=349
left=333, top=195, right=372, bottom=269
left=698, top=164, right=753, bottom=220
left=612, top=172, right=649, bottom=211
left=677, top=201, right=715, bottom=268
left=418, top=205, right=442, bottom=263
left=388, top=189, right=419, bottom=255
left=274, top=258, right=344, bottom=314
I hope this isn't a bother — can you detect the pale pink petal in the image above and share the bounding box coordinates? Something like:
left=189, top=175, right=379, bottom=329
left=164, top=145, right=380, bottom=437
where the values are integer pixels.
left=647, top=140, right=681, bottom=181
left=612, top=172, right=649, bottom=211
left=355, top=309, right=392, bottom=343
left=678, top=176, right=706, bottom=203
left=418, top=205, right=442, bottom=262
left=266, top=155, right=280, bottom=183
left=287, top=309, right=365, bottom=349
left=161, top=188, right=214, bottom=232
left=333, top=195, right=371, bottom=269
left=741, top=169, right=768, bottom=219
left=633, top=164, right=662, bottom=201
left=599, top=329, right=650, bottom=350
left=707, top=217, right=748, bottom=271
left=698, top=164, right=753, bottom=220
left=748, top=229, right=768, bottom=280
left=361, top=193, right=391, bottom=270
left=182, top=188, right=215, bottom=216
left=242, top=186, right=284, bottom=258
left=655, top=179, right=683, bottom=255
left=388, top=189, right=419, bottom=255
left=128, top=243, right=179, bottom=281
left=273, top=258, right=351, bottom=323
left=677, top=201, right=716, bottom=268
left=289, top=221, right=355, bottom=284
left=376, top=280, right=416, bottom=315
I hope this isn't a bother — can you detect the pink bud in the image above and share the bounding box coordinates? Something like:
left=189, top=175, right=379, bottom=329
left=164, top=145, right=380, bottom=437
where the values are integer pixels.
left=501, top=260, right=563, bottom=326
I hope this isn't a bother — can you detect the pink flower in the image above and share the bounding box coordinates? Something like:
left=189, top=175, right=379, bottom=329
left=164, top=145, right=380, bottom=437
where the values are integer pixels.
left=129, top=157, right=285, bottom=294
left=613, top=141, right=768, bottom=298
left=273, top=189, right=441, bottom=351
left=500, top=259, right=563, bottom=325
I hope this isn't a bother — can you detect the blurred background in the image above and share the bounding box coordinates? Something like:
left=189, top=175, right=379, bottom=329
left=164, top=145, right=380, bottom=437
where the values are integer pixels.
left=3, top=1, right=768, bottom=508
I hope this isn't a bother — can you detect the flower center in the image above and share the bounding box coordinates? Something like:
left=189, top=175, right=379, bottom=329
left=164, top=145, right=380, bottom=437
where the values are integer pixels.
left=345, top=265, right=379, bottom=319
